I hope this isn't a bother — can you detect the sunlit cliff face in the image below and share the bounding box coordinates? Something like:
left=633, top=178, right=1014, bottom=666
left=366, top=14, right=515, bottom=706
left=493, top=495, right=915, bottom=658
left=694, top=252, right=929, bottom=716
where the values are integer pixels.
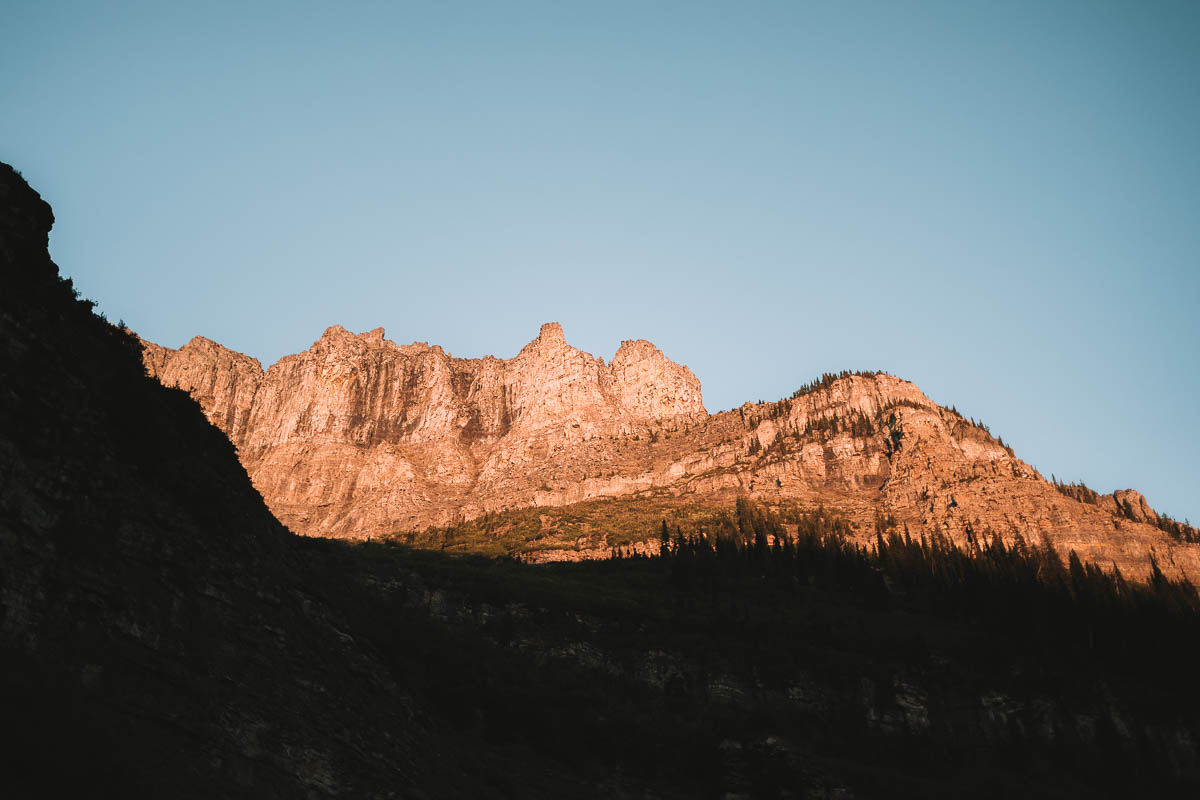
left=141, top=323, right=1200, bottom=580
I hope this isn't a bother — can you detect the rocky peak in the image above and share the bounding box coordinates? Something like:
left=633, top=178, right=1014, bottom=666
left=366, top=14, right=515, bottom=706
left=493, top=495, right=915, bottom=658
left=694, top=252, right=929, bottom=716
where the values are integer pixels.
left=610, top=338, right=706, bottom=419
left=142, top=334, right=263, bottom=442
left=494, top=322, right=706, bottom=430
left=311, top=324, right=398, bottom=355
left=178, top=335, right=265, bottom=370
left=317, top=323, right=352, bottom=342
left=1102, top=489, right=1159, bottom=525
left=538, top=321, right=565, bottom=344
left=514, top=320, right=574, bottom=361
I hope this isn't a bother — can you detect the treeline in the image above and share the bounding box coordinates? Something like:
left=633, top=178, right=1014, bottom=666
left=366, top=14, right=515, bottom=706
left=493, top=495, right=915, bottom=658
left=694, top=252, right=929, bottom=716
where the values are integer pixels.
left=746, top=383, right=1015, bottom=458
left=745, top=412, right=886, bottom=463
left=1155, top=514, right=1200, bottom=544
left=1051, top=476, right=1103, bottom=505
left=1052, top=477, right=1199, bottom=543
left=747, top=410, right=880, bottom=460
left=802, top=410, right=876, bottom=439
left=941, top=405, right=1017, bottom=455
left=790, top=370, right=881, bottom=399
left=616, top=498, right=1200, bottom=681
left=741, top=371, right=884, bottom=428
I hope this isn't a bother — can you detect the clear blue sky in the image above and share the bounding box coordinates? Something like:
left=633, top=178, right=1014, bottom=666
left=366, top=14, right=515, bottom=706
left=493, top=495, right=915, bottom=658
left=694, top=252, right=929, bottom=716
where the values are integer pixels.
left=4, top=1, right=1197, bottom=522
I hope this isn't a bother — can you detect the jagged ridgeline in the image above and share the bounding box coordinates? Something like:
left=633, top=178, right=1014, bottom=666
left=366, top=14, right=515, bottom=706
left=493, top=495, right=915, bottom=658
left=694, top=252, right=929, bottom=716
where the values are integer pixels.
left=5, top=160, right=1200, bottom=797
left=141, top=320, right=1200, bottom=579
left=1052, top=476, right=1198, bottom=543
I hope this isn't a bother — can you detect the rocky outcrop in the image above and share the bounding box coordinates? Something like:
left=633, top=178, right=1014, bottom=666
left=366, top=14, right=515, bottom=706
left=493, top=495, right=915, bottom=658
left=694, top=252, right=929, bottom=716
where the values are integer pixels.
left=142, top=320, right=710, bottom=536
left=1102, top=489, right=1159, bottom=524
left=141, top=335, right=264, bottom=441
left=141, top=323, right=1199, bottom=578
left=609, top=337, right=705, bottom=421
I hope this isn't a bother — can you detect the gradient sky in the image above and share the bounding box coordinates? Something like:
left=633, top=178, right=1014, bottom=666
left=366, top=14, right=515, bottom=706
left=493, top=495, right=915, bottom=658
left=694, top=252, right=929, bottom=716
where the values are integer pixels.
left=4, top=1, right=1198, bottom=522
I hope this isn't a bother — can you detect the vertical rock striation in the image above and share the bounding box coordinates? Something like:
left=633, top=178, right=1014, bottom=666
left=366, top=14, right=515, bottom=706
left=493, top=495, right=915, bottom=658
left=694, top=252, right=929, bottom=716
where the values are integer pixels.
left=142, top=320, right=708, bottom=537
left=141, top=326, right=1200, bottom=579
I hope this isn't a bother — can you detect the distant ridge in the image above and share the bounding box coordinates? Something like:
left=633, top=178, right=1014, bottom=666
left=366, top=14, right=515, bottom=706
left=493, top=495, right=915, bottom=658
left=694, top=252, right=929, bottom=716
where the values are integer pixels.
left=141, top=323, right=1200, bottom=578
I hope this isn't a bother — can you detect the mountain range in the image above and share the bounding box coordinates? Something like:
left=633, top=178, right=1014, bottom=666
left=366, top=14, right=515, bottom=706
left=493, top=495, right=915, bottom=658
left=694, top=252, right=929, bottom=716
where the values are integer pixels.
left=7, top=160, right=1200, bottom=797
left=141, top=321, right=1198, bottom=577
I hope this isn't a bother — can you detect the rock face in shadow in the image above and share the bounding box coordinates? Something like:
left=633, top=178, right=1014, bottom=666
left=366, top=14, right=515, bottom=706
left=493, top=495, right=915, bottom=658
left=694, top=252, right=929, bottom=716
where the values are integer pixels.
left=143, top=323, right=1199, bottom=579
left=0, top=162, right=450, bottom=798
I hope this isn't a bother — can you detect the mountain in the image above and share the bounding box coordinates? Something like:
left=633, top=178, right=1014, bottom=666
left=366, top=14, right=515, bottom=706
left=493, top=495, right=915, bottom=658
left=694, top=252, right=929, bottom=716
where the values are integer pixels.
left=142, top=324, right=1198, bottom=578
left=8, top=161, right=1200, bottom=797
left=140, top=321, right=704, bottom=536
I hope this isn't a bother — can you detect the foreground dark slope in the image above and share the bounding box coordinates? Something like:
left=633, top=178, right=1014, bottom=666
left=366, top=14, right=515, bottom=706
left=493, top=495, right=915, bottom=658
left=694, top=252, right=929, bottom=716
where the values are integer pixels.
left=0, top=163, right=525, bottom=797
left=4, top=163, right=1200, bottom=798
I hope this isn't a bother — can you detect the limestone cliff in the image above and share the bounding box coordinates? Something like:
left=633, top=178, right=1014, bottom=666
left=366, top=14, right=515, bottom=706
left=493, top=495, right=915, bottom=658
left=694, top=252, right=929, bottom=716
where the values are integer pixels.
left=142, top=321, right=706, bottom=536
left=142, top=327, right=1199, bottom=578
